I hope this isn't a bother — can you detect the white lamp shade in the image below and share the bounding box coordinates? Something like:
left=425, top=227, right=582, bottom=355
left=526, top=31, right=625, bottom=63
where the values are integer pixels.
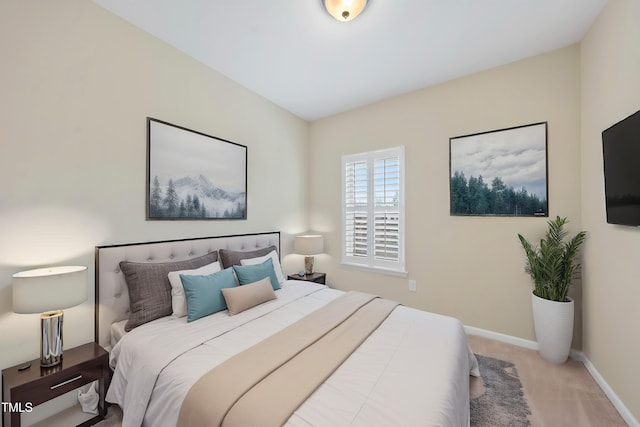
left=324, top=0, right=368, bottom=22
left=12, top=265, right=88, bottom=314
left=294, top=235, right=324, bottom=255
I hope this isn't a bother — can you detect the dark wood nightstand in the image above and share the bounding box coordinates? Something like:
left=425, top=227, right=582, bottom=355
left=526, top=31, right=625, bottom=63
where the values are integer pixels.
left=2, top=342, right=109, bottom=427
left=287, top=272, right=326, bottom=285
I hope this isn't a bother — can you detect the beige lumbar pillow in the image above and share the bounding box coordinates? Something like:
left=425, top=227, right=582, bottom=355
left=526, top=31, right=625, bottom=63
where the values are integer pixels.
left=221, top=277, right=276, bottom=315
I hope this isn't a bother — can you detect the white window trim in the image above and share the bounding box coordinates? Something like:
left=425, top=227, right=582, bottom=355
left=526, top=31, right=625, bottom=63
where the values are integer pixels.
left=342, top=146, right=406, bottom=276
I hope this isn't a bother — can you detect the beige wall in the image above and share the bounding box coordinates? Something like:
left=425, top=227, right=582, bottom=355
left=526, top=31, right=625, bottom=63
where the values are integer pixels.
left=0, top=0, right=308, bottom=372
left=580, top=0, right=640, bottom=422
left=309, top=46, right=583, bottom=345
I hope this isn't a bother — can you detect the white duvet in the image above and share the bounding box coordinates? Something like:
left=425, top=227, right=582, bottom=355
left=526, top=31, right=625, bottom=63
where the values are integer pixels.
left=107, top=281, right=479, bottom=427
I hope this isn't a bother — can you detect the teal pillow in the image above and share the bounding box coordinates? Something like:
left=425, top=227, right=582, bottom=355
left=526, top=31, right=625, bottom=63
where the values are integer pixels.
left=180, top=267, right=237, bottom=322
left=232, top=258, right=280, bottom=290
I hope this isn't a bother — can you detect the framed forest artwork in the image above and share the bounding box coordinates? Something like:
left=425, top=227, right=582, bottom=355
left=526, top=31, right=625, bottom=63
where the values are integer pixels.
left=147, top=118, right=247, bottom=220
left=449, top=122, right=548, bottom=217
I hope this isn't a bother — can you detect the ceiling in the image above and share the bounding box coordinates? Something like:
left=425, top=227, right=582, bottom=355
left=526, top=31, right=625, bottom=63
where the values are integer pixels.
left=91, top=0, right=607, bottom=121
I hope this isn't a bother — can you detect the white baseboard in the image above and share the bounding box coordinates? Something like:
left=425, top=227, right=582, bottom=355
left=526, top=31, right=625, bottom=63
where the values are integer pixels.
left=464, top=325, right=638, bottom=427
left=579, top=356, right=639, bottom=427
left=464, top=325, right=538, bottom=351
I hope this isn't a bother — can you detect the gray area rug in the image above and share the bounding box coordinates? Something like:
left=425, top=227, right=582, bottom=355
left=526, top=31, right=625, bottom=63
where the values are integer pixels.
left=471, top=354, right=532, bottom=427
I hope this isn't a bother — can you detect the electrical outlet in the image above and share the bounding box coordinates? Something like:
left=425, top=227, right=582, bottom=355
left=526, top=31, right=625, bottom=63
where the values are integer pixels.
left=408, top=279, right=416, bottom=292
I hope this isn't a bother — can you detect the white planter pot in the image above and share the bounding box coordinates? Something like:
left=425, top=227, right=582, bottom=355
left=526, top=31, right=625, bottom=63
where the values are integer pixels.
left=531, top=293, right=574, bottom=364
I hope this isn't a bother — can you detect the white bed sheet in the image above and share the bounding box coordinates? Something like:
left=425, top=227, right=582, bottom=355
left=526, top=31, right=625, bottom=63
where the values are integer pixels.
left=107, top=281, right=479, bottom=427
left=109, top=319, right=128, bottom=350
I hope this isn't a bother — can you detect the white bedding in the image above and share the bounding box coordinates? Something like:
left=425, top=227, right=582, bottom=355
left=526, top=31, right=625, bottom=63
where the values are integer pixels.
left=109, top=319, right=128, bottom=350
left=107, top=281, right=479, bottom=427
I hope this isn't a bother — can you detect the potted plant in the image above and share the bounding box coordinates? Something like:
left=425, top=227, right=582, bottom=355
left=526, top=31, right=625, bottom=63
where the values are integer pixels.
left=517, top=216, right=586, bottom=363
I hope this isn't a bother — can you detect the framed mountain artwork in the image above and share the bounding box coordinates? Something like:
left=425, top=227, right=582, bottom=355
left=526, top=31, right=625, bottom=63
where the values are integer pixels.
left=146, top=118, right=247, bottom=220
left=449, top=122, right=548, bottom=217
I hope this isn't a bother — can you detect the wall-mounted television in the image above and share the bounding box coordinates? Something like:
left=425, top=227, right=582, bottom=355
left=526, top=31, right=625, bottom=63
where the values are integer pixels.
left=602, top=110, right=640, bottom=226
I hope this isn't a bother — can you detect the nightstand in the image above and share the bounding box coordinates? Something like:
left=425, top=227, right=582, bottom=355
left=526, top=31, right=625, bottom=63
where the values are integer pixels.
left=287, top=272, right=326, bottom=285
left=2, top=342, right=109, bottom=427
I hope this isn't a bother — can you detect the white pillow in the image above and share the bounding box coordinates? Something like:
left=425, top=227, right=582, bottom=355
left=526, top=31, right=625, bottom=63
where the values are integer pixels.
left=240, top=250, right=285, bottom=285
left=168, top=261, right=221, bottom=317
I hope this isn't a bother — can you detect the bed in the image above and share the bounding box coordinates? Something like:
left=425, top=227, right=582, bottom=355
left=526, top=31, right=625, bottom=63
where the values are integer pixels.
left=95, top=231, right=479, bottom=427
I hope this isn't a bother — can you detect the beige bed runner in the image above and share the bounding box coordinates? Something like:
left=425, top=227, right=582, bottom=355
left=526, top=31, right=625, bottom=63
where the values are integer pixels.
left=177, top=291, right=399, bottom=427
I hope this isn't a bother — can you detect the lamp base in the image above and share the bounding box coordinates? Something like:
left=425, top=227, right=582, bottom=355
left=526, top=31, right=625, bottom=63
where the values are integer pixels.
left=40, top=310, right=63, bottom=367
left=304, top=255, right=315, bottom=275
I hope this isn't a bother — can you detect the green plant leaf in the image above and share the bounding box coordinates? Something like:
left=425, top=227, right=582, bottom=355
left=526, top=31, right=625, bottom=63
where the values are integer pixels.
left=517, top=216, right=586, bottom=302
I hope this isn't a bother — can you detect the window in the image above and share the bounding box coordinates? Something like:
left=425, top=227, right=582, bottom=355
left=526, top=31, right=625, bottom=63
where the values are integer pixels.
left=342, top=146, right=405, bottom=274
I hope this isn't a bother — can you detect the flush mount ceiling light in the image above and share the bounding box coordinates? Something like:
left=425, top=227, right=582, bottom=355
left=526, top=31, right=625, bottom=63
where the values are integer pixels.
left=324, top=0, right=369, bottom=22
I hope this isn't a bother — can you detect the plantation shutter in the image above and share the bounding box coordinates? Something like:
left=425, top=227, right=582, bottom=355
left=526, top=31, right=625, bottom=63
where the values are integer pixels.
left=344, top=159, right=368, bottom=258
left=342, top=147, right=405, bottom=274
left=374, top=156, right=400, bottom=262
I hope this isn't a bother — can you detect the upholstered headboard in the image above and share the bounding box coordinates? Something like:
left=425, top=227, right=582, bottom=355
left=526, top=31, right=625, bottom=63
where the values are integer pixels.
left=94, top=232, right=280, bottom=349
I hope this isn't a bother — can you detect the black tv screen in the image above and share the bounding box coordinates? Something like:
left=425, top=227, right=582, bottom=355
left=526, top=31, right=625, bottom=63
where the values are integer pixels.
left=602, top=110, right=640, bottom=226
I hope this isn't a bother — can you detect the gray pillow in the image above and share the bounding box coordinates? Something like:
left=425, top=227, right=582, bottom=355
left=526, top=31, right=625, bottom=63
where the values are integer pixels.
left=219, top=245, right=278, bottom=268
left=120, top=252, right=218, bottom=331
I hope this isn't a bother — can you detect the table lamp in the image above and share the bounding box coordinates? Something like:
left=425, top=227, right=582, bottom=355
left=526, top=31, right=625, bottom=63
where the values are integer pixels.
left=294, top=234, right=324, bottom=275
left=12, top=265, right=88, bottom=367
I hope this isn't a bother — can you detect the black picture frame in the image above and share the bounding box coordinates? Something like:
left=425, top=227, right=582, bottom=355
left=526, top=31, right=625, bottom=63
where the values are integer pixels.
left=449, top=122, right=548, bottom=217
left=146, top=118, right=247, bottom=220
